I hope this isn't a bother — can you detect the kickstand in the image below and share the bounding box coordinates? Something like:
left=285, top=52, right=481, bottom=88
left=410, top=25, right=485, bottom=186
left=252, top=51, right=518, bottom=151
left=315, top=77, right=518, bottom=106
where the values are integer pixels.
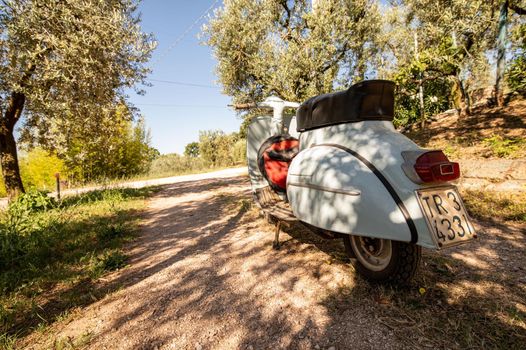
left=273, top=221, right=282, bottom=250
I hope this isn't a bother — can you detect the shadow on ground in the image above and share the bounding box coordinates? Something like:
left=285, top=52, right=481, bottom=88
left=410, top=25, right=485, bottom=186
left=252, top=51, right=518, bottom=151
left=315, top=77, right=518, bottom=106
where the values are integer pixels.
left=25, top=175, right=526, bottom=350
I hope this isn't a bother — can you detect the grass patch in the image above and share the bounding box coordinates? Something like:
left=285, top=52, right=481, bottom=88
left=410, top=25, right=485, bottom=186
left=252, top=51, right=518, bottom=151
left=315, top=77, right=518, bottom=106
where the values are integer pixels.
left=482, top=135, right=526, bottom=159
left=461, top=189, right=526, bottom=222
left=0, top=186, right=156, bottom=341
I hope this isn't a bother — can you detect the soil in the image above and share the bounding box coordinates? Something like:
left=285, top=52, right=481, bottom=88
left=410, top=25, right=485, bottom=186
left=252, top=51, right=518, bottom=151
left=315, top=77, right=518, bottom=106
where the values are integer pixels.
left=21, top=175, right=525, bottom=350
left=404, top=99, right=526, bottom=160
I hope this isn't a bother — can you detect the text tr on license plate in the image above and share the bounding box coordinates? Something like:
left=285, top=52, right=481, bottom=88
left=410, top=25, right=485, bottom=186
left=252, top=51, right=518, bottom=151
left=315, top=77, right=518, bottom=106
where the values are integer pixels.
left=416, top=187, right=476, bottom=248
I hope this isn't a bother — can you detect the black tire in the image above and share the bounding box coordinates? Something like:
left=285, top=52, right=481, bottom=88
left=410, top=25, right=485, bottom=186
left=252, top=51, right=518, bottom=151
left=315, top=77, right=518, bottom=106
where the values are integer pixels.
left=343, top=235, right=421, bottom=285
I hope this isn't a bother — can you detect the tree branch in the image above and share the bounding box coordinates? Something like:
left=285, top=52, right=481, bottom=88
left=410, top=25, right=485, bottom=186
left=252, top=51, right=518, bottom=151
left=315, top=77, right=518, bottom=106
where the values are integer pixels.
left=509, top=2, right=526, bottom=15
left=320, top=43, right=349, bottom=74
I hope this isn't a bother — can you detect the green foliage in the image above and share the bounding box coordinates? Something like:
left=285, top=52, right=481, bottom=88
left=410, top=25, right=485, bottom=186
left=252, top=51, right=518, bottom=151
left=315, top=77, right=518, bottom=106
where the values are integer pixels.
left=148, top=153, right=211, bottom=178
left=0, top=148, right=64, bottom=197
left=232, top=139, right=247, bottom=165
left=507, top=25, right=526, bottom=94
left=19, top=148, right=65, bottom=191
left=483, top=135, right=526, bottom=158
left=0, top=0, right=156, bottom=196
left=8, top=190, right=56, bottom=213
left=184, top=142, right=200, bottom=158
left=0, top=186, right=154, bottom=335
left=203, top=0, right=381, bottom=104
left=507, top=56, right=526, bottom=93
left=0, top=333, right=17, bottom=350
left=394, top=77, right=452, bottom=127
left=199, top=130, right=241, bottom=167
left=64, top=110, right=156, bottom=183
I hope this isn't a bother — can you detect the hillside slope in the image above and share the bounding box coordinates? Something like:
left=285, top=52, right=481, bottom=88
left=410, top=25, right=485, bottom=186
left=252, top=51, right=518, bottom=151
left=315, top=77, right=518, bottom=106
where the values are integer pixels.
left=405, top=100, right=526, bottom=160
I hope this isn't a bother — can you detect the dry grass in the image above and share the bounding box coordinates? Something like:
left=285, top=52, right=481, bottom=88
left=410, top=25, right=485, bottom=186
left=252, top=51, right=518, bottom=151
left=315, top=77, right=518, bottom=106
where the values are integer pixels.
left=461, top=189, right=526, bottom=222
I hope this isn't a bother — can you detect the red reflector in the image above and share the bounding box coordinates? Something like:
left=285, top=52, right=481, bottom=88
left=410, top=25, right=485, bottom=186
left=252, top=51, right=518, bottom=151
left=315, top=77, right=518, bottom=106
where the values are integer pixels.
left=414, top=151, right=460, bottom=183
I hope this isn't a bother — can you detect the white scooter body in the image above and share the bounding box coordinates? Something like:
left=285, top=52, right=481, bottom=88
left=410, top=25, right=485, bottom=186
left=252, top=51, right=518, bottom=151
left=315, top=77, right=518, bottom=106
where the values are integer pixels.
left=246, top=81, right=475, bottom=262
left=287, top=120, right=435, bottom=249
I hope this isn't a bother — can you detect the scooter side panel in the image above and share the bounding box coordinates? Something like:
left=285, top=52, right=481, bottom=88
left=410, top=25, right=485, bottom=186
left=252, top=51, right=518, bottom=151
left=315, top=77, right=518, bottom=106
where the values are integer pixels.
left=287, top=146, right=413, bottom=242
left=246, top=116, right=299, bottom=190
left=297, top=121, right=437, bottom=249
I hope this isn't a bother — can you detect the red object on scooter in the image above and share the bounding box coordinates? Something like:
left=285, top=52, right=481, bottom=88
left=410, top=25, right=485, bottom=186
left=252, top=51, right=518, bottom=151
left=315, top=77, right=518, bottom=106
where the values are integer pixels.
left=258, top=136, right=299, bottom=192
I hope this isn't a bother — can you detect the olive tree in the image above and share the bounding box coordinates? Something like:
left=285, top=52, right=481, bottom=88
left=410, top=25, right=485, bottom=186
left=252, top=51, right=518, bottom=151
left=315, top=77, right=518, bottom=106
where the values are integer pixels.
left=202, top=0, right=382, bottom=105
left=0, top=0, right=155, bottom=199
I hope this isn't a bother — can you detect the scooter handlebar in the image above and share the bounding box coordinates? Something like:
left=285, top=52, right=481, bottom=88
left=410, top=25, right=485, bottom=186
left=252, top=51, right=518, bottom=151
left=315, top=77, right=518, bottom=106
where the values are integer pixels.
left=229, top=98, right=300, bottom=110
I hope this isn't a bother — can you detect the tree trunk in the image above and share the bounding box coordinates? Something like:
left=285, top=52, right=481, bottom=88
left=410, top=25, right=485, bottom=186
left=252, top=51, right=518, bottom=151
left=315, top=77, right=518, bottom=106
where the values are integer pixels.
left=457, top=75, right=471, bottom=115
left=1, top=91, right=26, bottom=201
left=414, top=32, right=426, bottom=129
left=496, top=0, right=509, bottom=107
left=418, top=80, right=426, bottom=128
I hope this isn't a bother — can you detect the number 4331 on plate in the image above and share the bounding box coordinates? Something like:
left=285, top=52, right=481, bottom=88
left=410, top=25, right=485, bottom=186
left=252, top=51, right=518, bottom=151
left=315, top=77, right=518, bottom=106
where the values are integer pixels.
left=416, top=186, right=477, bottom=248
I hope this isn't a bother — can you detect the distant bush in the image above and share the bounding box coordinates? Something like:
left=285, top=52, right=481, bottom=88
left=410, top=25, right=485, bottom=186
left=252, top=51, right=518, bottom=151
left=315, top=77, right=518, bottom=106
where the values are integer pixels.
left=232, top=139, right=247, bottom=165
left=148, top=153, right=211, bottom=178
left=198, top=130, right=247, bottom=166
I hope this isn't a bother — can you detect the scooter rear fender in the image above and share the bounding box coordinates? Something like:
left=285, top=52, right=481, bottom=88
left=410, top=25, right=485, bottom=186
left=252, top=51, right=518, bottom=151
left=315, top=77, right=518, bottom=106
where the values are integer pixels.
left=287, top=121, right=440, bottom=249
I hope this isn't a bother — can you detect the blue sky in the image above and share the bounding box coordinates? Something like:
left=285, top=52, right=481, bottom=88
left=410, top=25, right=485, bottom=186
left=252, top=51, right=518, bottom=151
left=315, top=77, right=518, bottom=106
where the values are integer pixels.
left=130, top=0, right=239, bottom=155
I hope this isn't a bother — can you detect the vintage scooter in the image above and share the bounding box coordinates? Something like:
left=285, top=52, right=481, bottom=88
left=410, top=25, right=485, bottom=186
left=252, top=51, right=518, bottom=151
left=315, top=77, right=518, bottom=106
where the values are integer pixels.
left=245, top=80, right=476, bottom=284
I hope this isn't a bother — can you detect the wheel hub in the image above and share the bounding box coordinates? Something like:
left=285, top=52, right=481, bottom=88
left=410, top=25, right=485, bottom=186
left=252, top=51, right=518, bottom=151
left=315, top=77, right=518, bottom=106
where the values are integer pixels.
left=350, top=236, right=393, bottom=272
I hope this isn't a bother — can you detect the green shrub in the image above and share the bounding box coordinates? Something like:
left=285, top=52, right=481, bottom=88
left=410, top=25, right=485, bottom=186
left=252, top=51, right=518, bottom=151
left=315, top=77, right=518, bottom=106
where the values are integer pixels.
left=232, top=139, right=247, bottom=165
left=148, top=153, right=210, bottom=178
left=91, top=250, right=128, bottom=276
left=483, top=135, right=526, bottom=158
left=507, top=55, right=526, bottom=94
left=8, top=190, right=57, bottom=213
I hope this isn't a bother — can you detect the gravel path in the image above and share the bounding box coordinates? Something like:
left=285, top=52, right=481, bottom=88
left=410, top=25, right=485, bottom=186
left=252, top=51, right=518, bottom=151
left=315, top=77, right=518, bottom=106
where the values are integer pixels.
left=0, top=167, right=247, bottom=208
left=23, top=173, right=525, bottom=349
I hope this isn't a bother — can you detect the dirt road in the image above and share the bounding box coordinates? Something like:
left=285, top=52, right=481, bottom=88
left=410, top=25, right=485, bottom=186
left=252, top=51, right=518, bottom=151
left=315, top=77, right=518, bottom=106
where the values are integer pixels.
left=0, top=168, right=247, bottom=208
left=25, top=174, right=525, bottom=349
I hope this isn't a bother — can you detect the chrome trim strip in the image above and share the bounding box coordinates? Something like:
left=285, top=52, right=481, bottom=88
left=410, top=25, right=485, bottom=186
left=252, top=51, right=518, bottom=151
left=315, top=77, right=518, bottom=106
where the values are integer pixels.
left=287, top=181, right=361, bottom=196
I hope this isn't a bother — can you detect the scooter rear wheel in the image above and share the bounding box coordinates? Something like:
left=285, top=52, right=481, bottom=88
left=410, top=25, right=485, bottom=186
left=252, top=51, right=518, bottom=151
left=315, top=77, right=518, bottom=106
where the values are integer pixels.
left=343, top=235, right=421, bottom=285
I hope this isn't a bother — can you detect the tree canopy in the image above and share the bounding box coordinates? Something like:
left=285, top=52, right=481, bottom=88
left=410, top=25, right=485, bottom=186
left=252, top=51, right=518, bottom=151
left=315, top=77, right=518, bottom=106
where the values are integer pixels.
left=0, top=0, right=155, bottom=198
left=203, top=0, right=381, bottom=104
left=205, top=0, right=526, bottom=129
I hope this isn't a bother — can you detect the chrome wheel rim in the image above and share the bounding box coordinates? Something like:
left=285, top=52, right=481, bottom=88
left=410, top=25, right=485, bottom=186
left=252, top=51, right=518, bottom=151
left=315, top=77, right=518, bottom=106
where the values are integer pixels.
left=350, top=236, right=392, bottom=272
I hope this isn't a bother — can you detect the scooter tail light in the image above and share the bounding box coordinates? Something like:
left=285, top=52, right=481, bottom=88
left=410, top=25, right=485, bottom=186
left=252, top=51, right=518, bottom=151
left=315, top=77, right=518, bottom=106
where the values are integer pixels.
left=414, top=151, right=460, bottom=183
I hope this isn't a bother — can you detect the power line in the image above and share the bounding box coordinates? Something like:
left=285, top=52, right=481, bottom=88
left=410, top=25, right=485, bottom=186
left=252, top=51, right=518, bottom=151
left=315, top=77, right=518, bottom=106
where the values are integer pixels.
left=152, top=0, right=220, bottom=66
left=148, top=78, right=218, bottom=89
left=135, top=103, right=224, bottom=108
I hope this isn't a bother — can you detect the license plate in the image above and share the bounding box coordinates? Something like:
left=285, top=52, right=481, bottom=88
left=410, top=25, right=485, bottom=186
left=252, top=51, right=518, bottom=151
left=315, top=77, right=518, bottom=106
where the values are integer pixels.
left=416, top=187, right=476, bottom=248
